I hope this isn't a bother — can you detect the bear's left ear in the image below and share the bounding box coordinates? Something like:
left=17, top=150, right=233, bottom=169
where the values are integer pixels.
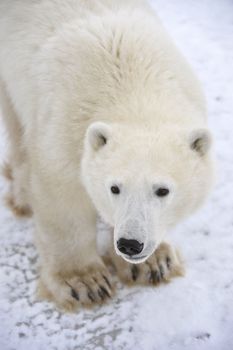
left=86, top=122, right=112, bottom=151
left=189, top=128, right=212, bottom=156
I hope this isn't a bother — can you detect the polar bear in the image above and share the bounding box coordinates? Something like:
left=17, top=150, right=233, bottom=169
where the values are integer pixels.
left=0, top=0, right=213, bottom=311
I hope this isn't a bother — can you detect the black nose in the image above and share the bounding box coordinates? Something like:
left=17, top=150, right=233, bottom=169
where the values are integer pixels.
left=117, top=238, right=144, bottom=256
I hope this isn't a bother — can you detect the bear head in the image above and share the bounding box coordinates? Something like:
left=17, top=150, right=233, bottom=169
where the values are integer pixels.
left=81, top=121, right=213, bottom=263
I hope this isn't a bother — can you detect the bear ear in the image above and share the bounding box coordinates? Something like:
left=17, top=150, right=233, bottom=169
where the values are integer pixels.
left=86, top=122, right=112, bottom=151
left=189, top=129, right=212, bottom=156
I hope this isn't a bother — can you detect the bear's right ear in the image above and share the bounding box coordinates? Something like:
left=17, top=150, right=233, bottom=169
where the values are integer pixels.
left=86, top=122, right=112, bottom=151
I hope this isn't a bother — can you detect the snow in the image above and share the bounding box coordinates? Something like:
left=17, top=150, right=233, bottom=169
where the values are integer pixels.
left=0, top=0, right=233, bottom=349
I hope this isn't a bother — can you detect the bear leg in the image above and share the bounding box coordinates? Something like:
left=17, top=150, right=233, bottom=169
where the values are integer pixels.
left=0, top=78, right=32, bottom=217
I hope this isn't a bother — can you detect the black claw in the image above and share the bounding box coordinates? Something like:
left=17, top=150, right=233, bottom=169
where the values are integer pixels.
left=131, top=265, right=139, bottom=281
left=88, top=290, right=96, bottom=302
left=166, top=256, right=172, bottom=270
left=102, top=275, right=111, bottom=289
left=150, top=270, right=161, bottom=284
left=71, top=288, right=79, bottom=301
left=159, top=265, right=165, bottom=279
left=99, top=285, right=110, bottom=298
left=98, top=288, right=105, bottom=300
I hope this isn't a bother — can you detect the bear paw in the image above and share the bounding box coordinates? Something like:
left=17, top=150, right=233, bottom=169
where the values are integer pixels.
left=113, top=242, right=184, bottom=286
left=5, top=193, right=32, bottom=217
left=2, top=162, right=32, bottom=217
left=37, top=264, right=115, bottom=312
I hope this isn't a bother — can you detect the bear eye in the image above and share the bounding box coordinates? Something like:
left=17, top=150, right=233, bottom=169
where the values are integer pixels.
left=155, top=187, right=170, bottom=197
left=111, top=185, right=120, bottom=195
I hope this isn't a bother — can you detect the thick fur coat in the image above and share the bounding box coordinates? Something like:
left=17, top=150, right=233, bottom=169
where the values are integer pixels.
left=0, top=0, right=213, bottom=311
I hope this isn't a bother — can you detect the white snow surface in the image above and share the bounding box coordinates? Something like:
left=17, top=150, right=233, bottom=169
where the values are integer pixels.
left=0, top=0, right=233, bottom=349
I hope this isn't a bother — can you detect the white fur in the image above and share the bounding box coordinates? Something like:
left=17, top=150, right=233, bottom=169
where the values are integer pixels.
left=0, top=0, right=214, bottom=307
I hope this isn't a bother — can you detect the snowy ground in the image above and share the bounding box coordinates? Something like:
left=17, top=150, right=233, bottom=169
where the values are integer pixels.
left=0, top=0, right=233, bottom=349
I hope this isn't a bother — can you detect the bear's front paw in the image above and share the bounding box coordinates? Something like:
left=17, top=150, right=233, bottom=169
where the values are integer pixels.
left=37, top=264, right=115, bottom=312
left=114, top=242, right=184, bottom=286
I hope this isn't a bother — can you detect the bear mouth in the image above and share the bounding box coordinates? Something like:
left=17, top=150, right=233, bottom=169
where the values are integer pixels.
left=129, top=255, right=146, bottom=260
left=123, top=254, right=147, bottom=263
